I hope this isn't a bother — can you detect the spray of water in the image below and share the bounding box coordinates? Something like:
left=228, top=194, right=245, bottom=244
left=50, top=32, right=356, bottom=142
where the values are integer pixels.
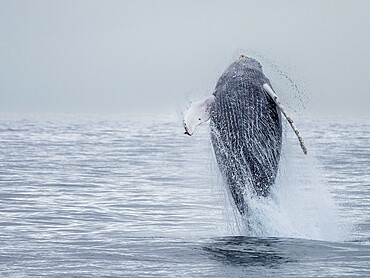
left=211, top=127, right=343, bottom=241
left=208, top=54, right=343, bottom=241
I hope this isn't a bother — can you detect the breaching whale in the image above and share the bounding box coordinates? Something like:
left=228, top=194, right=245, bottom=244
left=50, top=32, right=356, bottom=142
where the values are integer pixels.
left=183, top=55, right=307, bottom=215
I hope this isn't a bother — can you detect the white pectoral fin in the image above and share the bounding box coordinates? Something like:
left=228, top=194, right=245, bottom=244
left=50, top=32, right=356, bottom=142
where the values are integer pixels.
left=183, top=95, right=215, bottom=136
left=263, top=83, right=307, bottom=155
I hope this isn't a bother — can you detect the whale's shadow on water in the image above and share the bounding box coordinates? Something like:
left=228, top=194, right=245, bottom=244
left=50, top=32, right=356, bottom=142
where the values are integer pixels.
left=202, top=236, right=295, bottom=268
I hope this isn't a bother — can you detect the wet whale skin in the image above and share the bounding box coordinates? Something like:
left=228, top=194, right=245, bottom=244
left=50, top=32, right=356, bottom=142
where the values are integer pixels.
left=210, top=58, right=282, bottom=215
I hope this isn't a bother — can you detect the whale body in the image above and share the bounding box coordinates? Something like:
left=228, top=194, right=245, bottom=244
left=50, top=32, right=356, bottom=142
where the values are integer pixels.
left=210, top=57, right=282, bottom=214
left=183, top=56, right=307, bottom=215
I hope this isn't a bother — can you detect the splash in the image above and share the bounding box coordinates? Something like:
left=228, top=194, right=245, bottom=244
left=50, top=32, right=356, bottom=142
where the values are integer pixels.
left=214, top=129, right=344, bottom=241
left=207, top=53, right=343, bottom=241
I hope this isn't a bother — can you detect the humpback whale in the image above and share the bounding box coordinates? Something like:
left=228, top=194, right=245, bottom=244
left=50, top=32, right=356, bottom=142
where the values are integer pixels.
left=183, top=56, right=307, bottom=215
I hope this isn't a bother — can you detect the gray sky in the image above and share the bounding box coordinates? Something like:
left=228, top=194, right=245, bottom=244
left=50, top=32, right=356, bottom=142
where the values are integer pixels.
left=1, top=0, right=369, bottom=116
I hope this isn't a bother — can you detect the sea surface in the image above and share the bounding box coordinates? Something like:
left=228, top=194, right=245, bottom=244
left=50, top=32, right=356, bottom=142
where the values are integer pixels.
left=0, top=113, right=369, bottom=277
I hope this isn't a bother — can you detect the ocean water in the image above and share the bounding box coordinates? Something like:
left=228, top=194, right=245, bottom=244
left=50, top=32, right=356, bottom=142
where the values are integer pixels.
left=0, top=113, right=369, bottom=277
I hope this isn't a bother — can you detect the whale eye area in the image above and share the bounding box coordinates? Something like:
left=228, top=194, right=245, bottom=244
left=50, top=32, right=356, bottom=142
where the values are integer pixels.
left=198, top=118, right=201, bottom=121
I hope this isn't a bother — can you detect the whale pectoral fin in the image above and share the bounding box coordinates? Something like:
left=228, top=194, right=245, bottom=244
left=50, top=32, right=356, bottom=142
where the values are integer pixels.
left=263, top=83, right=307, bottom=155
left=183, top=95, right=215, bottom=136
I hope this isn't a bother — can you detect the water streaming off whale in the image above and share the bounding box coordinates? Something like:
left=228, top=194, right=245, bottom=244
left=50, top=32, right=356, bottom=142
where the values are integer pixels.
left=209, top=57, right=283, bottom=215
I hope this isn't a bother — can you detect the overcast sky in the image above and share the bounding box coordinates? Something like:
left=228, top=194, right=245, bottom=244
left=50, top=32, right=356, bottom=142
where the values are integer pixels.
left=0, top=0, right=369, bottom=116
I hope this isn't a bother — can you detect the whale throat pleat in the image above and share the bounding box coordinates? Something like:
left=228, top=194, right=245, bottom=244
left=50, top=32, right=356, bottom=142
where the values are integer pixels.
left=211, top=68, right=282, bottom=211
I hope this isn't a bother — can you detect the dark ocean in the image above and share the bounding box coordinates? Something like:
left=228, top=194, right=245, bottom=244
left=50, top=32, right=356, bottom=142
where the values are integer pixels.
left=0, top=113, right=369, bottom=277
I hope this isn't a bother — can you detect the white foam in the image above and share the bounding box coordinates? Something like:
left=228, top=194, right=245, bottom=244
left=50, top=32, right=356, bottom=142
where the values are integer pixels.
left=217, top=132, right=345, bottom=241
